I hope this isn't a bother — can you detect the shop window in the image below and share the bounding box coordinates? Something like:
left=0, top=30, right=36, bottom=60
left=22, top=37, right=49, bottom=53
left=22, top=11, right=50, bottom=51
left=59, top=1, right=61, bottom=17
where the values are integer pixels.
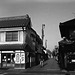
left=6, top=31, right=18, bottom=41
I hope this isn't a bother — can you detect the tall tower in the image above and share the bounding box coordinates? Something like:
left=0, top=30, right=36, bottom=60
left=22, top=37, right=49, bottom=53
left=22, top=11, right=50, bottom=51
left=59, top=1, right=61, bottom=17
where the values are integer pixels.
left=45, top=40, right=47, bottom=49
left=42, top=24, right=45, bottom=45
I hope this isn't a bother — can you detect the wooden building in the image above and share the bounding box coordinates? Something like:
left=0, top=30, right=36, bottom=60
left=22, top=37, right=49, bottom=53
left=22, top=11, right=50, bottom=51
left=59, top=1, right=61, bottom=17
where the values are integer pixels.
left=0, top=14, right=43, bottom=69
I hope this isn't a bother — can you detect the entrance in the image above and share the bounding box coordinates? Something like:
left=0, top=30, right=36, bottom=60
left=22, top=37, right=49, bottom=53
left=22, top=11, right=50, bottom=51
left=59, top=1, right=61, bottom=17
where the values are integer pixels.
left=2, top=52, right=15, bottom=68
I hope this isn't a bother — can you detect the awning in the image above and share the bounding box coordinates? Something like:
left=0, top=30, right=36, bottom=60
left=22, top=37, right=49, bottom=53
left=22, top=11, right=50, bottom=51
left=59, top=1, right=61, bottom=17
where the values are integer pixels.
left=0, top=44, right=26, bottom=51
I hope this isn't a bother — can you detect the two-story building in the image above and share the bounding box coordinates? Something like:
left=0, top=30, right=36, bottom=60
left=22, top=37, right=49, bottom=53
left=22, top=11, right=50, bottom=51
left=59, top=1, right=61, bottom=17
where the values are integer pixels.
left=0, top=14, right=37, bottom=69
left=0, top=14, right=44, bottom=69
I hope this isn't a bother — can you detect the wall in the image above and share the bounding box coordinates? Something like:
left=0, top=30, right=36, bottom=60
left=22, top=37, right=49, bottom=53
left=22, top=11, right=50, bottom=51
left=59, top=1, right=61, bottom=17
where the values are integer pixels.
left=25, top=29, right=35, bottom=51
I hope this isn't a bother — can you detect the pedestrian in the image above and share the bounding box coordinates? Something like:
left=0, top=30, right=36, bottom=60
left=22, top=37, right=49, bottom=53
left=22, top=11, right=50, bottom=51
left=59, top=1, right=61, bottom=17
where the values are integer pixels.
left=40, top=56, right=44, bottom=68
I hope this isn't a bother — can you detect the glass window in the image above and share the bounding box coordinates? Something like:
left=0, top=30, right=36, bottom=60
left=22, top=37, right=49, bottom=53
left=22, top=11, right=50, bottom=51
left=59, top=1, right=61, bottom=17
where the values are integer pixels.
left=6, top=31, right=18, bottom=41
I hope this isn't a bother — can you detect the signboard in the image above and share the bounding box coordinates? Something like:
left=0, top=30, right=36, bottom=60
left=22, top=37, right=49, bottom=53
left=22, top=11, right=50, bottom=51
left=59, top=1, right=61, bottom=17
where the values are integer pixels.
left=0, top=53, right=1, bottom=63
left=21, top=53, right=25, bottom=63
left=2, top=51, right=14, bottom=53
left=15, top=50, right=25, bottom=64
left=15, top=53, right=20, bottom=64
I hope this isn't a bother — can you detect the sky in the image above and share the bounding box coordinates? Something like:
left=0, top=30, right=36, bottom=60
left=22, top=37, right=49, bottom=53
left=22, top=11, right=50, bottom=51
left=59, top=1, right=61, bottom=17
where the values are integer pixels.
left=0, top=0, right=75, bottom=51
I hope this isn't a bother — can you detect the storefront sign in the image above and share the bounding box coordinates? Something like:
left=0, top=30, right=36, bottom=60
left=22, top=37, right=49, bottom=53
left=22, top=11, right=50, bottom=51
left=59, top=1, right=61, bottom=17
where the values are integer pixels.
left=15, top=53, right=20, bottom=64
left=2, top=51, right=14, bottom=53
left=0, top=53, right=1, bottom=63
left=15, top=50, right=25, bottom=64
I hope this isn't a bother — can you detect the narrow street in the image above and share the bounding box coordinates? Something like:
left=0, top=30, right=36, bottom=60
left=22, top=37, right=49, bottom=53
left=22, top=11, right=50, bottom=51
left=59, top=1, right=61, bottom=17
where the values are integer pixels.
left=0, top=58, right=67, bottom=75
left=1, top=58, right=75, bottom=75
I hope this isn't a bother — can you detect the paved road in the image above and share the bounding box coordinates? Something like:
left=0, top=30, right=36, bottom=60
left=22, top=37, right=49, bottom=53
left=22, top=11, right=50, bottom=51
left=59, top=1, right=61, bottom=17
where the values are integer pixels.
left=0, top=58, right=72, bottom=75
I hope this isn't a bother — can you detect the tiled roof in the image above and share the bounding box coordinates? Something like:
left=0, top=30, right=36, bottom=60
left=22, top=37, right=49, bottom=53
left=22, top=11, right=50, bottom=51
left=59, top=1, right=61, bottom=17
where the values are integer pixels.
left=0, top=14, right=31, bottom=28
left=59, top=19, right=75, bottom=38
left=59, top=40, right=74, bottom=45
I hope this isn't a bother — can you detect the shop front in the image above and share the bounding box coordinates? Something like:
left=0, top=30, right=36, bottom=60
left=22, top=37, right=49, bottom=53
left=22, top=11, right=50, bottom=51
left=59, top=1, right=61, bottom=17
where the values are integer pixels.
left=1, top=51, right=15, bottom=68
left=15, top=50, right=25, bottom=69
left=0, top=50, right=25, bottom=69
left=0, top=44, right=26, bottom=69
left=0, top=44, right=36, bottom=69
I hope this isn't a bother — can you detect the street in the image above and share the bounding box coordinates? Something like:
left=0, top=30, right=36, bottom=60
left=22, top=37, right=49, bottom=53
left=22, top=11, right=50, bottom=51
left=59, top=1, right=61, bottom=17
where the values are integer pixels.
left=0, top=58, right=68, bottom=75
left=0, top=58, right=75, bottom=75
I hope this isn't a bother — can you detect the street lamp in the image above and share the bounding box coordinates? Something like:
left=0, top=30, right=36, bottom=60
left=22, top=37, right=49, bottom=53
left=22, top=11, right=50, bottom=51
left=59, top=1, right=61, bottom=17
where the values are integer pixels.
left=42, top=24, right=45, bottom=45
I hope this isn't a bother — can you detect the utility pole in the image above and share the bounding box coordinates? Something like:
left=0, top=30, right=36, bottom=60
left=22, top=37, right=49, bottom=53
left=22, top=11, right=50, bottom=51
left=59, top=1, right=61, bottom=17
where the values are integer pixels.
left=42, top=24, right=45, bottom=45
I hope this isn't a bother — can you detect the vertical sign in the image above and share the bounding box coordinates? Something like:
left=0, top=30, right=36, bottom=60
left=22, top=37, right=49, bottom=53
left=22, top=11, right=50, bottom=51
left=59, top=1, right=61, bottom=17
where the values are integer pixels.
left=0, top=51, right=1, bottom=63
left=0, top=53, right=1, bottom=63
left=15, top=53, right=20, bottom=64
left=21, top=53, right=25, bottom=63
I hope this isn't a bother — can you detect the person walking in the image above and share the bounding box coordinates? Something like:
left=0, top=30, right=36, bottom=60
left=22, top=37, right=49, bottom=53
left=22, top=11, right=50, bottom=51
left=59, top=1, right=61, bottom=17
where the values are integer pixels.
left=40, top=56, right=44, bottom=68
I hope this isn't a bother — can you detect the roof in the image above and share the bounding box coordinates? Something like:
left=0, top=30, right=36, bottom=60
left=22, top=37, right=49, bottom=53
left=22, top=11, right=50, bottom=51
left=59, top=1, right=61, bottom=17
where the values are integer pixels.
left=0, top=14, right=31, bottom=28
left=58, top=39, right=75, bottom=52
left=58, top=39, right=74, bottom=45
left=36, top=34, right=43, bottom=44
left=59, top=18, right=75, bottom=38
left=30, top=28, right=43, bottom=44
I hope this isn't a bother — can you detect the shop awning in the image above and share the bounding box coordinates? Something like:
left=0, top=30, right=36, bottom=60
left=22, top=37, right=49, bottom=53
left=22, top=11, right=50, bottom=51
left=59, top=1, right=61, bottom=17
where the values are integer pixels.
left=0, top=44, right=26, bottom=51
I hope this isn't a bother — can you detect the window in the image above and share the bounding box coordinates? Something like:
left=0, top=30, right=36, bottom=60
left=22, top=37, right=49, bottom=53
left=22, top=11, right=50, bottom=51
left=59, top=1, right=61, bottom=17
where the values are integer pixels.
left=6, top=31, right=18, bottom=41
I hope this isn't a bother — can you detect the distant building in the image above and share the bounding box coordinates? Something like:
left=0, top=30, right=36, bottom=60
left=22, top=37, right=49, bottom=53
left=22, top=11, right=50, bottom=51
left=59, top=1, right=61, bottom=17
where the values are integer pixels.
left=0, top=14, right=43, bottom=69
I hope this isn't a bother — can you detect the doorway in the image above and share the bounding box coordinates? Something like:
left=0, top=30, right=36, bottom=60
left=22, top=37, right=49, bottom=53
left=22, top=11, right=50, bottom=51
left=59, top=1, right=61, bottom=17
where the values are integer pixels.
left=2, top=53, right=15, bottom=68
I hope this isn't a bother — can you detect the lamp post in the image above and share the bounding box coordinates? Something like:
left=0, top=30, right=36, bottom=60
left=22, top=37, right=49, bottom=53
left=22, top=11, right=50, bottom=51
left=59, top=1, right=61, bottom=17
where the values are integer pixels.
left=42, top=24, right=45, bottom=45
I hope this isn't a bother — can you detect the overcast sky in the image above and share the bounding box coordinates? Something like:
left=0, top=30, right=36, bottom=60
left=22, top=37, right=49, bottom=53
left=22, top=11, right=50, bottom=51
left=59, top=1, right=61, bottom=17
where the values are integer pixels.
left=0, top=0, right=75, bottom=51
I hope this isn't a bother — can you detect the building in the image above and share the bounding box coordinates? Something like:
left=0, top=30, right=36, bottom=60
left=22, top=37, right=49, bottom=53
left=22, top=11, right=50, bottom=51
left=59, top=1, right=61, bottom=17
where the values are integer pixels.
left=0, top=14, right=43, bottom=69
